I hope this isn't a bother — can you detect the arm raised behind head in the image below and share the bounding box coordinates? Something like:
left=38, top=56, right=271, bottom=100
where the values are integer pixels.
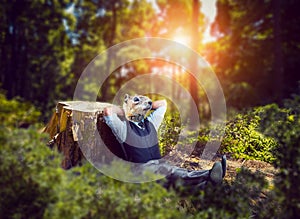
left=103, top=105, right=125, bottom=117
left=151, top=99, right=167, bottom=110
left=148, top=99, right=167, bottom=131
left=103, top=105, right=126, bottom=143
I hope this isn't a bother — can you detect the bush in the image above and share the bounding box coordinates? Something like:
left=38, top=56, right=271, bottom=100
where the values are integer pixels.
left=196, top=96, right=300, bottom=163
left=0, top=127, right=61, bottom=218
left=0, top=125, right=190, bottom=219
left=0, top=92, right=41, bottom=128
left=190, top=111, right=278, bottom=163
left=0, top=126, right=187, bottom=219
left=158, top=112, right=182, bottom=156
left=221, top=112, right=278, bottom=163
left=2, top=93, right=299, bottom=218
left=186, top=168, right=269, bottom=219
left=0, top=95, right=187, bottom=219
left=252, top=136, right=300, bottom=219
left=0, top=101, right=273, bottom=219
left=272, top=136, right=300, bottom=218
left=253, top=103, right=299, bottom=146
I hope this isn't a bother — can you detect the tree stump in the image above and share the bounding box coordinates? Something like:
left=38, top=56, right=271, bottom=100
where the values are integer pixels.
left=44, top=101, right=125, bottom=169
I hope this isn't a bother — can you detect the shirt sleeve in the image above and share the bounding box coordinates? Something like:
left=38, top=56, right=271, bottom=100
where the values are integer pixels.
left=103, top=113, right=127, bottom=143
left=147, top=105, right=167, bottom=131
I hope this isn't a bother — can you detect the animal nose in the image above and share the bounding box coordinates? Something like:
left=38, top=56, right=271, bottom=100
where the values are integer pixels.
left=148, top=101, right=152, bottom=105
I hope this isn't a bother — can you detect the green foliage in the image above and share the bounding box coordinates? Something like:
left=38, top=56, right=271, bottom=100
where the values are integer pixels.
left=0, top=124, right=274, bottom=219
left=0, top=97, right=185, bottom=218
left=272, top=137, right=300, bottom=218
left=74, top=177, right=183, bottom=219
left=209, top=0, right=300, bottom=108
left=45, top=163, right=182, bottom=219
left=221, top=112, right=277, bottom=163
left=189, top=169, right=269, bottom=219
left=71, top=0, right=157, bottom=102
left=0, top=92, right=41, bottom=128
left=195, top=95, right=300, bottom=163
left=1, top=0, right=300, bottom=218
left=159, top=106, right=281, bottom=163
left=0, top=1, right=75, bottom=115
left=253, top=102, right=300, bottom=146
left=0, top=126, right=188, bottom=219
left=252, top=126, right=300, bottom=219
left=2, top=93, right=300, bottom=218
left=252, top=99, right=300, bottom=218
left=186, top=110, right=278, bottom=163
left=263, top=96, right=300, bottom=218
left=0, top=98, right=186, bottom=218
left=0, top=127, right=61, bottom=218
left=158, top=112, right=182, bottom=156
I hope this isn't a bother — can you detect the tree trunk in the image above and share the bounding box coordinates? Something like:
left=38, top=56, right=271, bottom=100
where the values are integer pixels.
left=44, top=101, right=124, bottom=169
left=100, top=1, right=118, bottom=101
left=189, top=0, right=200, bottom=127
left=272, top=0, right=283, bottom=102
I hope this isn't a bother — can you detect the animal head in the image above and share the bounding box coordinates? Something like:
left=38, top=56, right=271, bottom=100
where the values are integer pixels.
left=123, top=94, right=153, bottom=122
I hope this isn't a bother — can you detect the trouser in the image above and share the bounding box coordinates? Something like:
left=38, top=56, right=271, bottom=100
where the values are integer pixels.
left=140, top=160, right=211, bottom=192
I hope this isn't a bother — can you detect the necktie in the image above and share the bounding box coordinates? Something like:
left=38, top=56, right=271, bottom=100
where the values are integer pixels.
left=138, top=121, right=145, bottom=129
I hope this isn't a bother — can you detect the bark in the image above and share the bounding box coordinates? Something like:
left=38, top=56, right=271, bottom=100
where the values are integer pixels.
left=189, top=0, right=200, bottom=127
left=100, top=1, right=118, bottom=101
left=44, top=101, right=124, bottom=169
left=272, top=0, right=283, bottom=101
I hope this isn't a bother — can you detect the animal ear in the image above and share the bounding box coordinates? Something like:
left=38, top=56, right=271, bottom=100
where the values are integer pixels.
left=124, top=94, right=129, bottom=103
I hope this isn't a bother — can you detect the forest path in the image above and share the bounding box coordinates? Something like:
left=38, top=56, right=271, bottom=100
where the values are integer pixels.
left=168, top=151, right=277, bottom=183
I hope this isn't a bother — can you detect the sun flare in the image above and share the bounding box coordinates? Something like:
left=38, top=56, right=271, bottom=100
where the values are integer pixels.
left=173, top=36, right=191, bottom=46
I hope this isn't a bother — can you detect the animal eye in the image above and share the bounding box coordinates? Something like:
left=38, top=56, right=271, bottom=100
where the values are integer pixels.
left=133, top=97, right=140, bottom=102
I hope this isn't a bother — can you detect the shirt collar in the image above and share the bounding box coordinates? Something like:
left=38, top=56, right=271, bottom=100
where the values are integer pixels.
left=132, top=119, right=145, bottom=129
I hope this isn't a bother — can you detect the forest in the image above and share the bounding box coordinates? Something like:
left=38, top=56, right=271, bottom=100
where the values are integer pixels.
left=1, top=0, right=300, bottom=218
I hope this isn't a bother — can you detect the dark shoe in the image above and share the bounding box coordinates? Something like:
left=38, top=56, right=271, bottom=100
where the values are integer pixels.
left=209, top=162, right=223, bottom=185
left=221, top=155, right=227, bottom=178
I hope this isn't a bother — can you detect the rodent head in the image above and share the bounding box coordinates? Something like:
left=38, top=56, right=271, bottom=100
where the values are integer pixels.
left=123, top=94, right=153, bottom=122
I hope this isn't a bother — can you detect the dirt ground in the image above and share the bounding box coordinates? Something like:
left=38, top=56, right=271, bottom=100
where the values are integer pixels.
left=166, top=150, right=277, bottom=183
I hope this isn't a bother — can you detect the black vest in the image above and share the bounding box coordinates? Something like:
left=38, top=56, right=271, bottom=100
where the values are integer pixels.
left=122, top=119, right=161, bottom=163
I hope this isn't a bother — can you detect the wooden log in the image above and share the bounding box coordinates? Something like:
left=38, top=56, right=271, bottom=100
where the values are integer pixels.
left=44, top=101, right=125, bottom=169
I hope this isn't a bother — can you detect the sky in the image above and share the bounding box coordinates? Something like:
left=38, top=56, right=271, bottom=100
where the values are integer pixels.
left=201, top=0, right=217, bottom=43
left=201, top=0, right=217, bottom=23
left=170, top=0, right=217, bottom=44
left=67, top=0, right=218, bottom=44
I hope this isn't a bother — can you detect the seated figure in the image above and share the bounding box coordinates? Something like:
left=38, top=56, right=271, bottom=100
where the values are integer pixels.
left=103, top=94, right=226, bottom=190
